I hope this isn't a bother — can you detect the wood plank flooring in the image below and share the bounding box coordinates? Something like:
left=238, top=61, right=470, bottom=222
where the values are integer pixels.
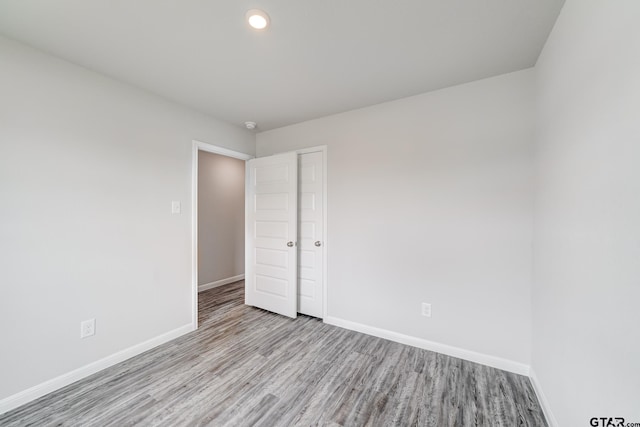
left=0, top=281, right=547, bottom=426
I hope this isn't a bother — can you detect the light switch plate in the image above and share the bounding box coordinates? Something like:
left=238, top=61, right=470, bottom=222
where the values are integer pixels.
left=171, top=201, right=181, bottom=214
left=421, top=303, right=432, bottom=317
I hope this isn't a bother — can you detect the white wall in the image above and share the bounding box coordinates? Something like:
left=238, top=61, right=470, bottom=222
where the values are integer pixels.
left=198, top=152, right=245, bottom=286
left=258, top=69, right=535, bottom=366
left=0, top=35, right=254, bottom=404
left=533, top=1, right=640, bottom=425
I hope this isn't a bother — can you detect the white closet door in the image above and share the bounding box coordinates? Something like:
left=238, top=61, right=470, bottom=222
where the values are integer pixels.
left=245, top=153, right=298, bottom=318
left=297, top=151, right=324, bottom=318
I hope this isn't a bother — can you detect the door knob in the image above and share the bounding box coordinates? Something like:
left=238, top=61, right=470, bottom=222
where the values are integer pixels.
left=287, top=241, right=294, bottom=247
left=315, top=241, right=322, bottom=247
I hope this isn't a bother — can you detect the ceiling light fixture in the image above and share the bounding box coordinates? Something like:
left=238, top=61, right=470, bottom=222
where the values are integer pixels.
left=246, top=9, right=270, bottom=30
left=244, top=121, right=257, bottom=130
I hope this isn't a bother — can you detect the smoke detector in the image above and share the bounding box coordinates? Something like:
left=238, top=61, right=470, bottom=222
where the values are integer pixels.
left=244, top=121, right=257, bottom=130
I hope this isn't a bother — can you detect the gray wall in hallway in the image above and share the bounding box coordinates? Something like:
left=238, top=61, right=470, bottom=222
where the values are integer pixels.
left=198, top=151, right=245, bottom=285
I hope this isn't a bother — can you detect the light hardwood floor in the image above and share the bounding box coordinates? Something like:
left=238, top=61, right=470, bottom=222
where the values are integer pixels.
left=0, top=281, right=547, bottom=426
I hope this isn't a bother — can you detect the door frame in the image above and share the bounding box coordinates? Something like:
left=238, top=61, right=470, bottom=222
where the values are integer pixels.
left=191, top=140, right=254, bottom=329
left=294, top=146, right=328, bottom=319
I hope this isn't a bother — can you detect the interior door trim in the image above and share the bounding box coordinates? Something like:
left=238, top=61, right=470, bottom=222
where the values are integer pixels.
left=191, top=140, right=254, bottom=330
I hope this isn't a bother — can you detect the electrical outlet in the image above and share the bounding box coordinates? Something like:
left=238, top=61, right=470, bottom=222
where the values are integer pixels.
left=80, top=318, right=95, bottom=338
left=421, top=303, right=431, bottom=317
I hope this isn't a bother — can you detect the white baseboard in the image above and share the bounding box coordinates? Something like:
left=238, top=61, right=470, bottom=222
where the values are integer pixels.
left=198, top=274, right=244, bottom=292
left=323, top=316, right=530, bottom=376
left=0, top=322, right=195, bottom=416
left=529, top=368, right=558, bottom=427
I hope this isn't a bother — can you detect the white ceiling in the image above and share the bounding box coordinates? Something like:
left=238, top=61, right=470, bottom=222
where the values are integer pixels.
left=0, top=0, right=564, bottom=131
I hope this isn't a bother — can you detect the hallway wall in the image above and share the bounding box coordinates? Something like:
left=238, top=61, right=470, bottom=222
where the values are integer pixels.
left=198, top=151, right=245, bottom=287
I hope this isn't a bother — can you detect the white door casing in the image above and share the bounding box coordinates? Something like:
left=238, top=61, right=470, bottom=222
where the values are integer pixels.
left=297, top=152, right=324, bottom=318
left=245, top=153, right=298, bottom=318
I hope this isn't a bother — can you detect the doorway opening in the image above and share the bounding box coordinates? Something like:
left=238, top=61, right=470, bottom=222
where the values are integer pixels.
left=191, top=141, right=253, bottom=328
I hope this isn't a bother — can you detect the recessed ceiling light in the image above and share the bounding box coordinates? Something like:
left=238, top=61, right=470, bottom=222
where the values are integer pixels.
left=246, top=9, right=270, bottom=30
left=244, top=121, right=257, bottom=130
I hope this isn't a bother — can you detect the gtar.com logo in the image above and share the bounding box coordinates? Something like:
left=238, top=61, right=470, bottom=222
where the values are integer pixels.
left=590, top=418, right=640, bottom=427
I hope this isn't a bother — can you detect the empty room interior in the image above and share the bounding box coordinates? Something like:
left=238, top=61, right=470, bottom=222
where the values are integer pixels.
left=0, top=1, right=638, bottom=426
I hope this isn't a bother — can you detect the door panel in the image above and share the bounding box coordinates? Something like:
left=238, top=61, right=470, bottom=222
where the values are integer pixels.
left=246, top=153, right=298, bottom=318
left=297, top=152, right=324, bottom=318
